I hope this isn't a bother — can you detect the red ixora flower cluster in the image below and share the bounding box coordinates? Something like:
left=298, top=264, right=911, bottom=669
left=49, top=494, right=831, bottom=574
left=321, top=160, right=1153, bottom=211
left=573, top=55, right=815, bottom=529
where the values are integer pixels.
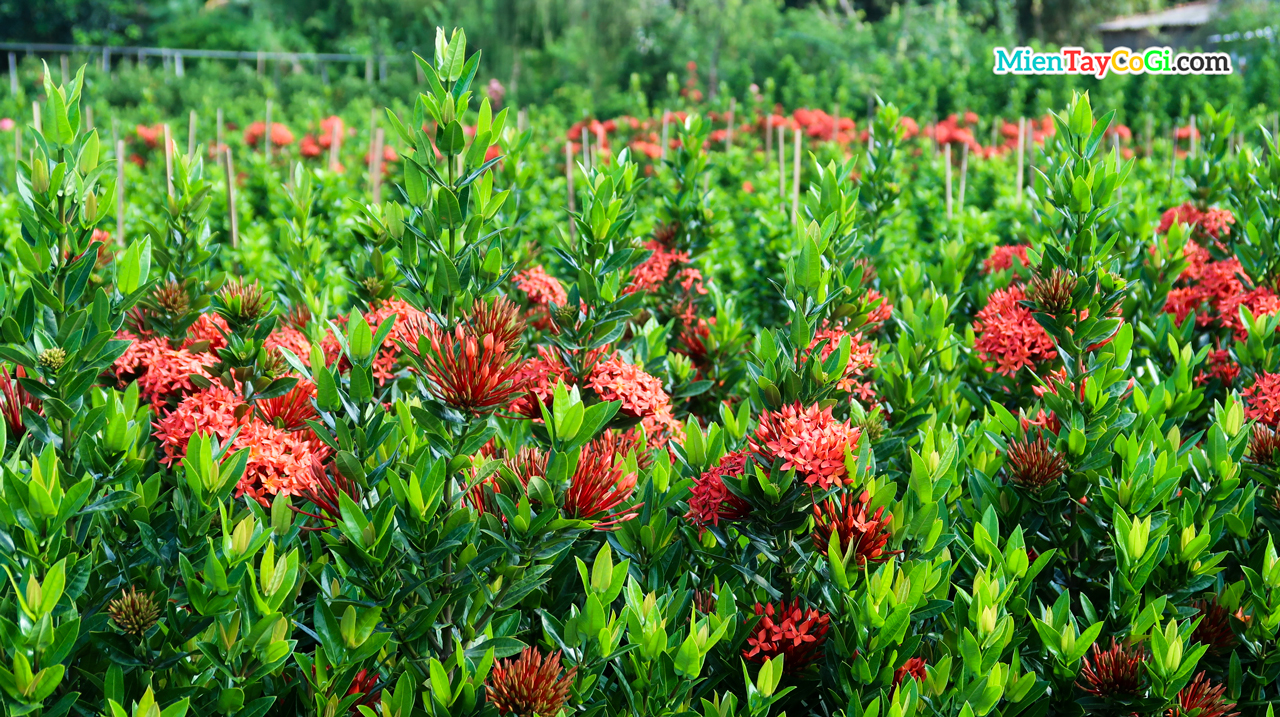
left=811, top=490, right=900, bottom=565
left=151, top=382, right=328, bottom=505
left=973, top=286, right=1058, bottom=376
left=406, top=297, right=528, bottom=414
left=1158, top=202, right=1236, bottom=241
left=808, top=328, right=879, bottom=403
left=742, top=599, right=831, bottom=673
left=0, top=366, right=41, bottom=440
left=563, top=433, right=641, bottom=529
left=513, top=265, right=567, bottom=331
left=354, top=298, right=433, bottom=384
left=1077, top=639, right=1146, bottom=698
left=685, top=450, right=752, bottom=531
left=485, top=648, right=577, bottom=717
left=627, top=240, right=698, bottom=295
left=983, top=244, right=1031, bottom=275
left=1196, top=348, right=1241, bottom=386
left=892, top=657, right=928, bottom=688
left=113, top=332, right=214, bottom=405
left=244, top=121, right=295, bottom=148
left=1244, top=372, right=1280, bottom=427
left=1166, top=672, right=1238, bottom=717
left=751, top=403, right=861, bottom=490
left=1162, top=241, right=1279, bottom=340
left=510, top=350, right=681, bottom=448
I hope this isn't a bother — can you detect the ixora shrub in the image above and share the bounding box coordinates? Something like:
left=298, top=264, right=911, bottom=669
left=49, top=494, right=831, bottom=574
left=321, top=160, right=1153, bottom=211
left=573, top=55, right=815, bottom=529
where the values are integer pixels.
left=3, top=28, right=1280, bottom=717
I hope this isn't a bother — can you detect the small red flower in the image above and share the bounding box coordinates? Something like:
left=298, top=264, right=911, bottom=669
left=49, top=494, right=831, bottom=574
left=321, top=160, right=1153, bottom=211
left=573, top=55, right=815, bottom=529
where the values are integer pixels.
left=742, top=599, right=831, bottom=673
left=1195, top=349, right=1240, bottom=386
left=485, top=648, right=577, bottom=717
left=1245, top=372, right=1280, bottom=427
left=563, top=435, right=640, bottom=529
left=751, top=403, right=860, bottom=490
left=1167, top=672, right=1238, bottom=717
left=1078, top=639, right=1146, bottom=697
left=892, top=657, right=928, bottom=688
left=811, top=490, right=900, bottom=565
left=685, top=450, right=752, bottom=531
left=345, top=668, right=380, bottom=713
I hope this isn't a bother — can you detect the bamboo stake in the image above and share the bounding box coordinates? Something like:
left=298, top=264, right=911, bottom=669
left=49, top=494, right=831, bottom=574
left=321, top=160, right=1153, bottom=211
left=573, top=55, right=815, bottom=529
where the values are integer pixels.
left=60, top=55, right=69, bottom=84
left=163, top=124, right=173, bottom=195
left=1015, top=118, right=1025, bottom=203
left=727, top=97, right=736, bottom=148
left=958, top=142, right=969, bottom=210
left=945, top=143, right=953, bottom=220
left=116, top=139, right=126, bottom=244
left=371, top=128, right=384, bottom=204
left=224, top=147, right=238, bottom=247
left=85, top=106, right=93, bottom=130
left=1114, top=135, right=1122, bottom=205
left=518, top=108, right=528, bottom=133
left=565, top=142, right=576, bottom=243
left=991, top=117, right=1000, bottom=148
left=264, top=99, right=273, bottom=157
left=778, top=125, right=786, bottom=200
left=32, top=102, right=41, bottom=133
left=8, top=52, right=17, bottom=95
left=329, top=117, right=342, bottom=172
left=791, top=126, right=801, bottom=225
left=765, top=116, right=772, bottom=167
left=187, top=110, right=197, bottom=157
left=660, top=110, right=670, bottom=161
left=365, top=109, right=378, bottom=179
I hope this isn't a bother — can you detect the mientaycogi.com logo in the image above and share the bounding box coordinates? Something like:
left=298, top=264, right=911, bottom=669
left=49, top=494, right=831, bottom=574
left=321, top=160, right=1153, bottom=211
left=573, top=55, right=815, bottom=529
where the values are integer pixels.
left=993, top=46, right=1233, bottom=78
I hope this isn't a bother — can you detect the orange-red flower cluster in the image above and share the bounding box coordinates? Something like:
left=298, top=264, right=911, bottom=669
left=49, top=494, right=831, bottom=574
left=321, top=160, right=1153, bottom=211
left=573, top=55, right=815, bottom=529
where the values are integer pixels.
left=973, top=286, right=1057, bottom=376
left=359, top=298, right=432, bottom=384
left=406, top=298, right=528, bottom=414
left=685, top=450, right=752, bottom=531
left=812, top=490, right=899, bottom=565
left=151, top=383, right=328, bottom=504
left=983, top=244, right=1031, bottom=274
left=513, top=265, right=567, bottom=331
left=751, top=402, right=860, bottom=490
left=1158, top=203, right=1235, bottom=240
left=485, top=648, right=577, bottom=717
left=1167, top=672, right=1238, bottom=717
left=808, top=328, right=878, bottom=403
left=0, top=366, right=40, bottom=440
left=742, top=599, right=831, bottom=673
left=1245, top=372, right=1280, bottom=427
left=628, top=240, right=693, bottom=295
left=1163, top=241, right=1278, bottom=338
left=244, top=121, right=295, bottom=148
left=113, top=333, right=213, bottom=405
left=563, top=434, right=640, bottom=529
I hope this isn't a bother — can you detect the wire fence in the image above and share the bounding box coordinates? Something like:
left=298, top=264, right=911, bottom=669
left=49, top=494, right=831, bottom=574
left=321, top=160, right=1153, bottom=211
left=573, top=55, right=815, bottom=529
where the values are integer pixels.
left=2, top=41, right=420, bottom=93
